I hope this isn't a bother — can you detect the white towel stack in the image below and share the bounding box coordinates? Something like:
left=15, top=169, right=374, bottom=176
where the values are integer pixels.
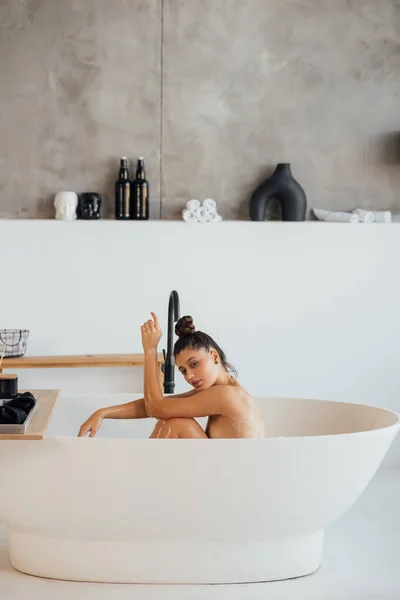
left=353, top=209, right=374, bottom=223
left=313, top=209, right=360, bottom=223
left=313, top=208, right=392, bottom=224
left=182, top=198, right=222, bottom=223
left=369, top=210, right=392, bottom=223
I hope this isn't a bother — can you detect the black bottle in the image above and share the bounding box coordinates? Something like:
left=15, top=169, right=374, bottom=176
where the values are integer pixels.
left=132, top=157, right=149, bottom=220
left=115, top=157, right=131, bottom=220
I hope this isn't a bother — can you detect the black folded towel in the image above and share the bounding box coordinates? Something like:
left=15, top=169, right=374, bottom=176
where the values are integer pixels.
left=0, top=391, right=36, bottom=425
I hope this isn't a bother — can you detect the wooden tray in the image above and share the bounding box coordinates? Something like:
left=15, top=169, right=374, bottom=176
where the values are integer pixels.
left=0, top=399, right=39, bottom=434
left=0, top=390, right=59, bottom=440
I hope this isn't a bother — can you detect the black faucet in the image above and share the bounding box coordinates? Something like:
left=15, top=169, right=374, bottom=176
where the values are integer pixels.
left=162, top=290, right=180, bottom=394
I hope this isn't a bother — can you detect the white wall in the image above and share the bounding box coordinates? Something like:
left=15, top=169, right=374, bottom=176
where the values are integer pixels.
left=2, top=220, right=400, bottom=464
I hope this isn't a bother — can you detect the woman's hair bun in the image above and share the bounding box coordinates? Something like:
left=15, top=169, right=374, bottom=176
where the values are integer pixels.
left=175, top=315, right=196, bottom=338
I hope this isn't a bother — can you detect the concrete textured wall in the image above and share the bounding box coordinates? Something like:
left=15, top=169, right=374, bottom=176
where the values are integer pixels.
left=1, top=0, right=400, bottom=219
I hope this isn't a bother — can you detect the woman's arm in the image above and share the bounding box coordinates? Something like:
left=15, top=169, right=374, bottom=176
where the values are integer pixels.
left=147, top=384, right=236, bottom=420
left=97, top=388, right=199, bottom=420
left=77, top=390, right=198, bottom=437
left=141, top=313, right=236, bottom=420
left=99, top=398, right=148, bottom=420
left=141, top=312, right=167, bottom=416
left=77, top=399, right=147, bottom=437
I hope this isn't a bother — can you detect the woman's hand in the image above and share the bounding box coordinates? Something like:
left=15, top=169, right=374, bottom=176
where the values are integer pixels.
left=78, top=410, right=104, bottom=437
left=141, top=312, right=162, bottom=351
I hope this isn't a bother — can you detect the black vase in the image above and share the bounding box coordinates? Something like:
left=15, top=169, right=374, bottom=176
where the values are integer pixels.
left=249, top=163, right=307, bottom=222
left=77, top=193, right=102, bottom=219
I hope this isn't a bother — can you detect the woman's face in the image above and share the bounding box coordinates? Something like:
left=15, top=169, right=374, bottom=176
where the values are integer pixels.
left=175, top=347, right=219, bottom=390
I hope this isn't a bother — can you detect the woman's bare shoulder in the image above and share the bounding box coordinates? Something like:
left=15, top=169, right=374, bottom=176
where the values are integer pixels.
left=229, top=378, right=253, bottom=398
left=169, top=389, right=198, bottom=399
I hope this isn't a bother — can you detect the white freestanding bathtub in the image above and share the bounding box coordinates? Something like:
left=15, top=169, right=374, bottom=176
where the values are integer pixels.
left=0, top=392, right=398, bottom=584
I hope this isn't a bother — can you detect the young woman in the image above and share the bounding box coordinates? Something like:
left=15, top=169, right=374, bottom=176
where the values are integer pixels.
left=78, top=313, right=264, bottom=439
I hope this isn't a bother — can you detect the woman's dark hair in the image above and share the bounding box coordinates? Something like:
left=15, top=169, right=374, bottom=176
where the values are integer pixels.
left=174, top=315, right=237, bottom=377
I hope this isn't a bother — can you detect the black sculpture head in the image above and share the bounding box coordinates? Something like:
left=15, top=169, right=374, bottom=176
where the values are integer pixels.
left=78, top=193, right=102, bottom=219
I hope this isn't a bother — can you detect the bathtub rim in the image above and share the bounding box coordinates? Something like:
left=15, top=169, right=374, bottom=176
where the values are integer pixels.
left=46, top=420, right=400, bottom=442
left=2, top=396, right=397, bottom=442
left=43, top=396, right=400, bottom=441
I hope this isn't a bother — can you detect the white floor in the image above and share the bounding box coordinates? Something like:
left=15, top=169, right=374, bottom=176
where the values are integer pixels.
left=1, top=467, right=399, bottom=600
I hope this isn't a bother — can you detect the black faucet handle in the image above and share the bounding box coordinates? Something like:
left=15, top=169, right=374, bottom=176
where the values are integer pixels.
left=161, top=348, right=166, bottom=373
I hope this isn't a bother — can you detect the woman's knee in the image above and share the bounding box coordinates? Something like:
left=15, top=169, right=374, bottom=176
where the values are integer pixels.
left=150, top=417, right=186, bottom=438
left=150, top=419, right=168, bottom=438
left=166, top=417, right=193, bottom=428
left=151, top=417, right=206, bottom=439
left=168, top=417, right=207, bottom=438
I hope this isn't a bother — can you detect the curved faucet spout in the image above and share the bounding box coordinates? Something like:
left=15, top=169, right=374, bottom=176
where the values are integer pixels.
left=168, top=290, right=180, bottom=356
left=163, top=290, right=180, bottom=394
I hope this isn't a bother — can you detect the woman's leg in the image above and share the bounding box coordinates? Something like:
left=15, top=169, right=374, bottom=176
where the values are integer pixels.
left=150, top=417, right=208, bottom=439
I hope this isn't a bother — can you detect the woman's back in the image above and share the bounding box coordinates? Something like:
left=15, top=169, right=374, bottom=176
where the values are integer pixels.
left=205, top=380, right=265, bottom=438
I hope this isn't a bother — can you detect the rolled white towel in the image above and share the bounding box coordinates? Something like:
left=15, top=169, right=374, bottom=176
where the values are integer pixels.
left=186, top=199, right=200, bottom=212
left=205, top=210, right=218, bottom=224
left=205, top=206, right=217, bottom=216
left=327, top=213, right=360, bottom=223
left=195, top=206, right=209, bottom=223
left=182, top=209, right=198, bottom=223
left=313, top=209, right=330, bottom=221
left=313, top=208, right=360, bottom=223
left=207, top=211, right=222, bottom=222
left=353, top=209, right=375, bottom=223
left=370, top=210, right=392, bottom=223
left=203, top=198, right=216, bottom=212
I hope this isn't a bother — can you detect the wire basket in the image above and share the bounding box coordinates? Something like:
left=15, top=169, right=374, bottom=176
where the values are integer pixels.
left=0, top=329, right=30, bottom=358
